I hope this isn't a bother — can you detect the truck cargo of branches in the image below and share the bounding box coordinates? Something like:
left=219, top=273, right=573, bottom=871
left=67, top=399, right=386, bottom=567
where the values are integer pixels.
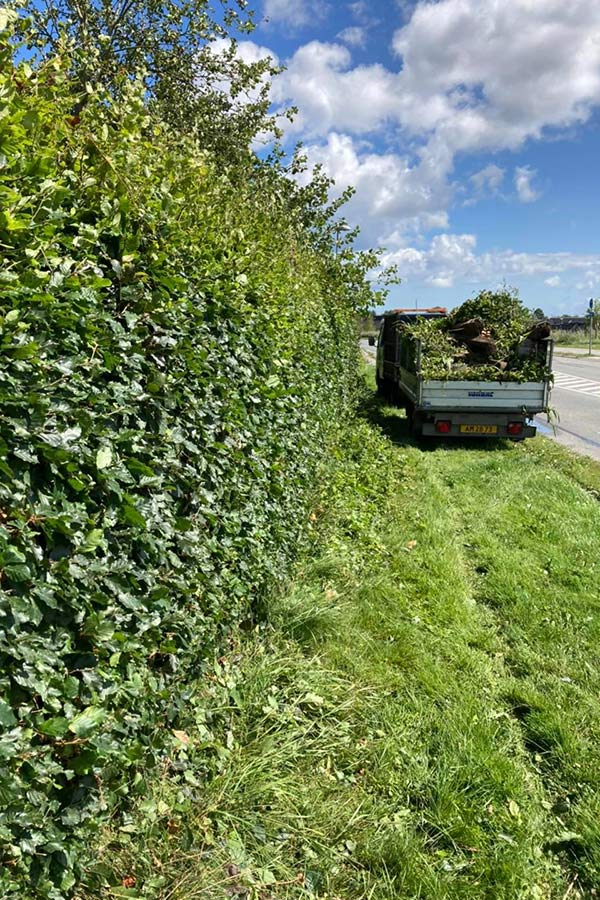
left=375, top=307, right=554, bottom=440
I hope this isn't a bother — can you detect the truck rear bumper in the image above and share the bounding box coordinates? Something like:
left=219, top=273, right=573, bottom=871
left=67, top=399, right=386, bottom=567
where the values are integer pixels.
left=420, top=412, right=537, bottom=440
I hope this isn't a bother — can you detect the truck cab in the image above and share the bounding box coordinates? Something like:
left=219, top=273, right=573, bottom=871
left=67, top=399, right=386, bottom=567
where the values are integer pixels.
left=376, top=308, right=447, bottom=401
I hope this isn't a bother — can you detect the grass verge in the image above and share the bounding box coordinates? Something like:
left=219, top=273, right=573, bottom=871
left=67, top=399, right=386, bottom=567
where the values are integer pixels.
left=552, top=331, right=599, bottom=349
left=77, top=387, right=600, bottom=900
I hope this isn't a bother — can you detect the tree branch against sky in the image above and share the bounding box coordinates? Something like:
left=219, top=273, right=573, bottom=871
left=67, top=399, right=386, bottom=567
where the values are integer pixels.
left=17, top=0, right=282, bottom=155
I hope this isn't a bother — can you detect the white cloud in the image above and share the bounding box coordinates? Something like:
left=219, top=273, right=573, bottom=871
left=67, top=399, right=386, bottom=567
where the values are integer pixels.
left=391, top=0, right=600, bottom=152
left=248, top=1, right=600, bottom=299
left=337, top=26, right=367, bottom=47
left=270, top=42, right=400, bottom=138
left=385, top=233, right=478, bottom=287
left=382, top=234, right=600, bottom=289
left=266, top=1, right=600, bottom=236
left=348, top=2, right=371, bottom=23
left=299, top=133, right=450, bottom=242
left=273, top=3, right=600, bottom=149
left=231, top=40, right=279, bottom=67
left=576, top=271, right=600, bottom=291
left=346, top=1, right=380, bottom=30
left=395, top=0, right=416, bottom=20
left=470, top=164, right=505, bottom=196
left=263, top=0, right=326, bottom=29
left=514, top=166, right=540, bottom=203
left=429, top=275, right=454, bottom=288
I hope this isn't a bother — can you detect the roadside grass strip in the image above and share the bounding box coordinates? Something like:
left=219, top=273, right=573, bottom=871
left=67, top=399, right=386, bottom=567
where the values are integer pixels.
left=80, top=404, right=600, bottom=900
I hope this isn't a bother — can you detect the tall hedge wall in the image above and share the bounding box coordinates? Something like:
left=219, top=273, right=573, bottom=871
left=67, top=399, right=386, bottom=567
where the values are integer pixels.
left=0, top=21, right=366, bottom=897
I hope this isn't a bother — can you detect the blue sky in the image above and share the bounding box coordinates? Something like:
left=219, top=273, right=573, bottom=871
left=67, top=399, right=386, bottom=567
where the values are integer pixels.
left=234, top=0, right=600, bottom=315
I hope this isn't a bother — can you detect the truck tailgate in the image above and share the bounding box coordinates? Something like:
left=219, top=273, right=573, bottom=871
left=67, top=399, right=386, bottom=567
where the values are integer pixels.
left=420, top=380, right=548, bottom=413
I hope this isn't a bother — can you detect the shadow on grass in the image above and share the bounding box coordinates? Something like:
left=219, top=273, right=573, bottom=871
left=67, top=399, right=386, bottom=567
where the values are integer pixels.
left=358, top=388, right=513, bottom=453
left=358, top=389, right=415, bottom=447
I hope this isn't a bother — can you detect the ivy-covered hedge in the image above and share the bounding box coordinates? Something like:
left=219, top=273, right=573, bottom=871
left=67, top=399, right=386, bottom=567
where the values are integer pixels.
left=0, top=18, right=366, bottom=898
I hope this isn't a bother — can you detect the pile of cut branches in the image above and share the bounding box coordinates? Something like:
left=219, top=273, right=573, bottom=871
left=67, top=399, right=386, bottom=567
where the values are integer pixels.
left=403, top=290, right=551, bottom=382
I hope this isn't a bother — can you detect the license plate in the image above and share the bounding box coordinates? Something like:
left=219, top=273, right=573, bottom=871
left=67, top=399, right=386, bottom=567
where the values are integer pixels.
left=460, top=424, right=498, bottom=434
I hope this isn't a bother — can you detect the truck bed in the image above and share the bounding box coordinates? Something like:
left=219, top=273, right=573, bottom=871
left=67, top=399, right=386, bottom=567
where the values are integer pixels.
left=398, top=367, right=549, bottom=416
left=376, top=316, right=552, bottom=440
left=419, top=379, right=548, bottom=415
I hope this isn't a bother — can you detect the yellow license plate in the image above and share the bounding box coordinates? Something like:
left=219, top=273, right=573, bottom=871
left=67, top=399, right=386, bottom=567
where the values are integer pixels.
left=460, top=424, right=498, bottom=434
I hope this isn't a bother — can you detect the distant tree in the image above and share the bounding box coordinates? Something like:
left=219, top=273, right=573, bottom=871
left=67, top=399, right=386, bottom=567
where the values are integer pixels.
left=532, top=307, right=546, bottom=320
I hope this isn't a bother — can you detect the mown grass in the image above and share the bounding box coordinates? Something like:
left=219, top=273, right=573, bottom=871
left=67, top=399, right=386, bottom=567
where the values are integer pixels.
left=78, top=387, right=600, bottom=900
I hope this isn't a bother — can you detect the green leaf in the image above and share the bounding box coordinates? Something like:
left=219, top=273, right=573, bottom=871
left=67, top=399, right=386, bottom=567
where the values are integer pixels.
left=1, top=546, right=26, bottom=565
left=96, top=446, right=113, bottom=469
left=40, top=427, right=82, bottom=448
left=121, top=504, right=146, bottom=529
left=11, top=342, right=39, bottom=360
left=81, top=528, right=105, bottom=553
left=70, top=749, right=98, bottom=775
left=4, top=563, right=32, bottom=582
left=0, top=8, right=19, bottom=31
left=256, top=867, right=276, bottom=885
left=68, top=707, right=106, bottom=738
left=106, top=889, right=143, bottom=899
left=555, top=831, right=583, bottom=844
left=37, top=717, right=69, bottom=738
left=126, top=458, right=155, bottom=477
left=0, top=699, right=16, bottom=728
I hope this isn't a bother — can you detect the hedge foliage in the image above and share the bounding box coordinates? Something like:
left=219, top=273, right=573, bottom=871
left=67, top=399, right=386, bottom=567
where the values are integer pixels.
left=0, top=14, right=374, bottom=896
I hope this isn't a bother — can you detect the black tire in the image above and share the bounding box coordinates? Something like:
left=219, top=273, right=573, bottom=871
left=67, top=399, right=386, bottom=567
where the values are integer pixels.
left=405, top=401, right=419, bottom=436
left=392, top=386, right=407, bottom=410
left=410, top=410, right=426, bottom=438
left=376, top=375, right=392, bottom=399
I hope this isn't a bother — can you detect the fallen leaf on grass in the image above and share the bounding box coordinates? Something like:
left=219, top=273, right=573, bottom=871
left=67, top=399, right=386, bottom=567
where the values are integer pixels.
left=172, top=730, right=189, bottom=745
left=406, top=540, right=418, bottom=550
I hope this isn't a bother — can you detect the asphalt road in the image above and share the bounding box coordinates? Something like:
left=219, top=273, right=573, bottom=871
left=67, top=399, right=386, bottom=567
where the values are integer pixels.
left=360, top=338, right=377, bottom=363
left=535, top=353, right=600, bottom=462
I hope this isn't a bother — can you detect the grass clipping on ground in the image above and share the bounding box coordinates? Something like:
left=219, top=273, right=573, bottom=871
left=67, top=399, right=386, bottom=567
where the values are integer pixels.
left=403, top=289, right=552, bottom=382
left=78, top=384, right=600, bottom=900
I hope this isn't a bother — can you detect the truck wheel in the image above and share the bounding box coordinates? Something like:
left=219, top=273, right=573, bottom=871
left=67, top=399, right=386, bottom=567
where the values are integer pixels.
left=391, top=384, right=407, bottom=409
left=376, top=375, right=390, bottom=398
left=412, top=416, right=427, bottom=439
left=406, top=402, right=420, bottom=437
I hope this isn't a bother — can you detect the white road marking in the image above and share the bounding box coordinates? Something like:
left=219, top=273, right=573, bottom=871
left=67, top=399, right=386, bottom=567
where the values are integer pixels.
left=553, top=371, right=600, bottom=397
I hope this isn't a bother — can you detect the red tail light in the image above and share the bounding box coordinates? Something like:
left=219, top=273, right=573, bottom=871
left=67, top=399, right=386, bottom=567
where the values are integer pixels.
left=435, top=420, right=451, bottom=434
left=507, top=422, right=523, bottom=435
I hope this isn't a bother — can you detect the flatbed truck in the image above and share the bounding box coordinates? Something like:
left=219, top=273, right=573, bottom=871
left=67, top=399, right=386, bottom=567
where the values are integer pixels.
left=375, top=308, right=553, bottom=440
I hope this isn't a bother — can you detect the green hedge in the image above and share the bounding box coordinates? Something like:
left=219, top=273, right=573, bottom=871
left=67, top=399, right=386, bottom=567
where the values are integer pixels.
left=0, top=21, right=365, bottom=897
